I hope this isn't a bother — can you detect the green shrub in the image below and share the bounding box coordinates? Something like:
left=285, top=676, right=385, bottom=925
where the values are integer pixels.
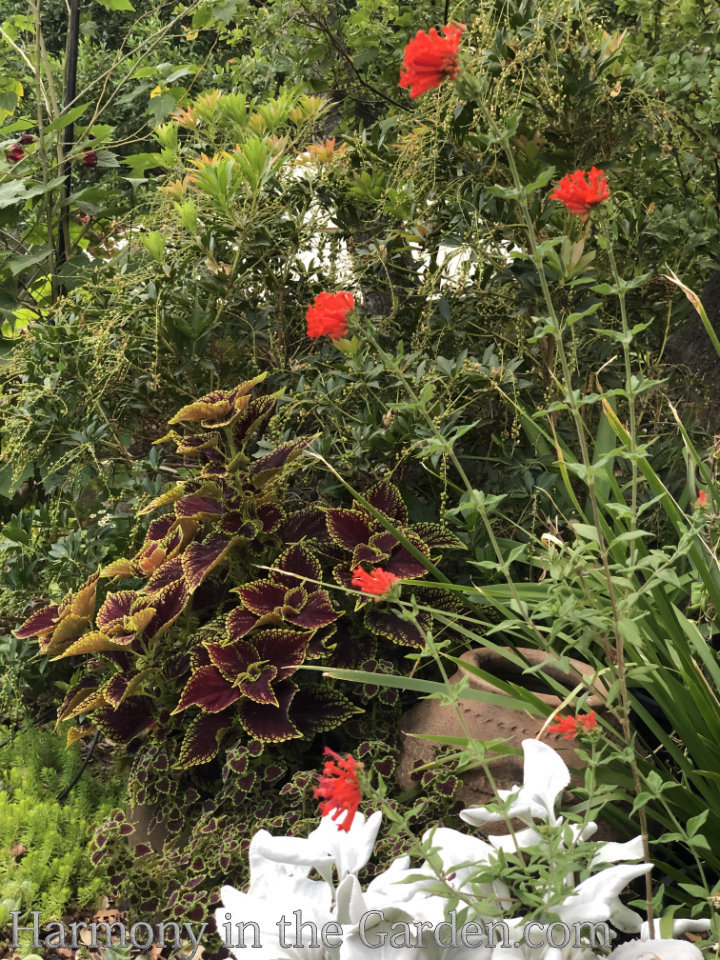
left=0, top=725, right=123, bottom=942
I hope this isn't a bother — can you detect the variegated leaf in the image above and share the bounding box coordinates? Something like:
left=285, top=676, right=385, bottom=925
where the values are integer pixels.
left=14, top=603, right=60, bottom=639
left=176, top=712, right=232, bottom=768
left=287, top=591, right=338, bottom=630
left=238, top=679, right=300, bottom=742
left=364, top=479, right=408, bottom=524
left=182, top=534, right=237, bottom=592
left=94, top=696, right=156, bottom=743
left=290, top=686, right=363, bottom=735
left=174, top=665, right=240, bottom=714
left=327, top=509, right=374, bottom=552
left=411, top=522, right=466, bottom=549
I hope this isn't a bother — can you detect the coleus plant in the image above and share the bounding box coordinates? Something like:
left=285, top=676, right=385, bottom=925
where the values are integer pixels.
left=15, top=373, right=464, bottom=770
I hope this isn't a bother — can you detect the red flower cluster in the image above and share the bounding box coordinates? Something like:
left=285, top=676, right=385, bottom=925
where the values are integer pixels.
left=696, top=490, right=709, bottom=508
left=548, top=710, right=597, bottom=740
left=6, top=144, right=24, bottom=163
left=306, top=291, right=354, bottom=339
left=351, top=565, right=399, bottom=597
left=399, top=23, right=465, bottom=99
left=550, top=167, right=610, bottom=219
left=83, top=150, right=98, bottom=168
left=315, top=747, right=362, bottom=831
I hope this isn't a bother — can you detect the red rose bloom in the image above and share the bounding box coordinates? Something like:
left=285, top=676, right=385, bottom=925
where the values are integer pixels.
left=351, top=565, right=399, bottom=597
left=696, top=490, right=709, bottom=508
left=83, top=150, right=98, bottom=168
left=306, top=291, right=354, bottom=339
left=550, top=167, right=610, bottom=219
left=399, top=23, right=465, bottom=99
left=314, top=747, right=362, bottom=831
left=6, top=144, right=24, bottom=163
left=548, top=710, right=597, bottom=740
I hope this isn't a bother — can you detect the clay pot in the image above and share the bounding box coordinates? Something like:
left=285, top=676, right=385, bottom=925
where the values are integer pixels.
left=397, top=646, right=607, bottom=832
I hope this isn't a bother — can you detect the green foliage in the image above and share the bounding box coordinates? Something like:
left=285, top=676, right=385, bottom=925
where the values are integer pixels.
left=90, top=736, right=464, bottom=945
left=0, top=725, right=122, bottom=936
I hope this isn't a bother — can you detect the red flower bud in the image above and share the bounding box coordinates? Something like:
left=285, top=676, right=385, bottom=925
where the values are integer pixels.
left=6, top=144, right=25, bottom=163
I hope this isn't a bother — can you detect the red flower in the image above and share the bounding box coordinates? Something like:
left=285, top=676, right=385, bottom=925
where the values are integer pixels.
left=6, top=144, right=24, bottom=163
left=399, top=23, right=465, bottom=99
left=314, top=747, right=362, bottom=831
left=696, top=490, right=709, bottom=508
left=550, top=167, right=610, bottom=219
left=19, top=133, right=34, bottom=146
left=548, top=710, right=596, bottom=740
left=351, top=565, right=399, bottom=597
left=83, top=150, right=98, bottom=168
left=306, top=291, right=354, bottom=339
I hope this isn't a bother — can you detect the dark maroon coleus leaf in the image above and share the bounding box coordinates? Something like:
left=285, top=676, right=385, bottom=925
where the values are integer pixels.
left=139, top=578, right=187, bottom=640
left=306, top=622, right=337, bottom=659
left=290, top=686, right=362, bottom=735
left=238, top=679, right=300, bottom=742
left=218, top=513, right=259, bottom=537
left=363, top=480, right=409, bottom=525
left=96, top=591, right=137, bottom=633
left=277, top=506, right=329, bottom=544
left=182, top=534, right=237, bottom=592
left=271, top=544, right=322, bottom=587
left=104, top=671, right=138, bottom=709
left=145, top=557, right=184, bottom=594
left=175, top=496, right=224, bottom=520
left=287, top=590, right=337, bottom=629
left=251, top=629, right=310, bottom=681
left=410, top=522, right=465, bottom=550
left=94, top=696, right=156, bottom=743
left=146, top=514, right=178, bottom=542
left=248, top=437, right=314, bottom=481
left=256, top=502, right=285, bottom=533
left=14, top=603, right=60, bottom=639
left=205, top=641, right=279, bottom=705
left=326, top=508, right=374, bottom=551
left=232, top=394, right=276, bottom=445
left=326, top=621, right=376, bottom=668
left=226, top=606, right=259, bottom=640
left=175, top=665, right=242, bottom=714
left=177, top=712, right=233, bottom=768
left=237, top=580, right=287, bottom=615
left=384, top=542, right=430, bottom=579
left=364, top=605, right=431, bottom=648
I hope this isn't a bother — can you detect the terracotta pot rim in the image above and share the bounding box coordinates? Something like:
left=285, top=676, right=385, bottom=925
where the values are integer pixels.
left=456, top=646, right=606, bottom=707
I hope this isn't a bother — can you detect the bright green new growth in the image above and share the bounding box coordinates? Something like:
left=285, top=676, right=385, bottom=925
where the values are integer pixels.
left=0, top=726, right=122, bottom=937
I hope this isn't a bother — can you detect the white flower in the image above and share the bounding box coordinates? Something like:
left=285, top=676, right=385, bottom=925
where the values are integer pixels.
left=218, top=877, right=335, bottom=960
left=639, top=919, right=711, bottom=941
left=608, top=939, right=705, bottom=960
left=250, top=810, right=383, bottom=884
left=553, top=861, right=653, bottom=930
left=460, top=740, right=570, bottom=829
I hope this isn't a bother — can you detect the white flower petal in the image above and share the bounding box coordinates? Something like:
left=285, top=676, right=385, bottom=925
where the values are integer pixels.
left=520, top=739, right=571, bottom=825
left=555, top=863, right=652, bottom=925
left=590, top=835, right=645, bottom=867
left=609, top=940, right=705, bottom=960
left=640, top=919, right=711, bottom=940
